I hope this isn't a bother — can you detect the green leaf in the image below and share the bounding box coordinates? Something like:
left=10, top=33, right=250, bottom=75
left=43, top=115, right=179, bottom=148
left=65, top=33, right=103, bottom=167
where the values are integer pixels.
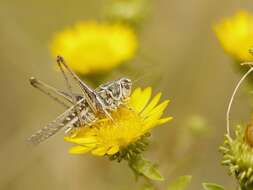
left=167, top=175, right=192, bottom=190
left=202, top=183, right=224, bottom=190
left=131, top=156, right=164, bottom=181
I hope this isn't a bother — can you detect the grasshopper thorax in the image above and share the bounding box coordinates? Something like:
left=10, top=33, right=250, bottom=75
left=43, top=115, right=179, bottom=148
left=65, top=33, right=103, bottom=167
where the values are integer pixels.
left=96, top=78, right=132, bottom=110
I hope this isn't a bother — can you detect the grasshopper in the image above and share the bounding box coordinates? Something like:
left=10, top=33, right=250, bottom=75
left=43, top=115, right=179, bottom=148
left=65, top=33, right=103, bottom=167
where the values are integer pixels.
left=28, top=56, right=132, bottom=145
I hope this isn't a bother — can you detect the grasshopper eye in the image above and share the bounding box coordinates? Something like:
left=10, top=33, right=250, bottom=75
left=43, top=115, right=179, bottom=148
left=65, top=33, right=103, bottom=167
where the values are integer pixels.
left=108, top=83, right=121, bottom=100
left=120, top=78, right=132, bottom=98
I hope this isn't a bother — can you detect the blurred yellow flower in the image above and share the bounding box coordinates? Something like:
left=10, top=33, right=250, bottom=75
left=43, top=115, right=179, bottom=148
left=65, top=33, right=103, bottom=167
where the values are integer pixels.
left=65, top=87, right=172, bottom=156
left=214, top=10, right=253, bottom=61
left=50, top=21, right=138, bottom=75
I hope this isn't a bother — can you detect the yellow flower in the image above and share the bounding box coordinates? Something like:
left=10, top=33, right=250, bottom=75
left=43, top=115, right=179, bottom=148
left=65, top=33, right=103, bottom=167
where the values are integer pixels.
left=65, top=87, right=172, bottom=156
left=50, top=21, right=138, bottom=75
left=214, top=10, right=253, bottom=61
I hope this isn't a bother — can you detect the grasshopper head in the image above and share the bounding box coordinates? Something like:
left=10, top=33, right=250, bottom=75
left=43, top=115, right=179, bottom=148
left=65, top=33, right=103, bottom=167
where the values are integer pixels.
left=119, top=77, right=132, bottom=99
left=96, top=78, right=132, bottom=110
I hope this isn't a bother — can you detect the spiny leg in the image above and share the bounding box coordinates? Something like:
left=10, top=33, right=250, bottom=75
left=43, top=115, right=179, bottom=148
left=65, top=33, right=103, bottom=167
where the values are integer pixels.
left=29, top=77, right=72, bottom=108
left=56, top=56, right=114, bottom=121
left=56, top=56, right=98, bottom=113
left=28, top=99, right=84, bottom=145
left=56, top=57, right=85, bottom=126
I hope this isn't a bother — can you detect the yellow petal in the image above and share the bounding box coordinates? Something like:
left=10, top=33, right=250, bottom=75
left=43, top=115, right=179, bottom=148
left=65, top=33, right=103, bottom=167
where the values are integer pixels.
left=157, top=117, right=173, bottom=125
left=145, top=100, right=170, bottom=118
left=131, top=87, right=152, bottom=113
left=91, top=147, right=108, bottom=156
left=141, top=92, right=162, bottom=117
left=129, top=88, right=142, bottom=107
left=107, top=145, right=120, bottom=155
left=144, top=110, right=165, bottom=129
left=143, top=101, right=171, bottom=129
left=64, top=136, right=97, bottom=146
left=69, top=145, right=93, bottom=154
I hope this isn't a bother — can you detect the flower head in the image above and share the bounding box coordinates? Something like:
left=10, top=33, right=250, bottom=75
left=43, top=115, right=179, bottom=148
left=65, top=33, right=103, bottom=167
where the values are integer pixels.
left=220, top=126, right=253, bottom=189
left=50, top=21, right=138, bottom=75
left=214, top=10, right=253, bottom=61
left=65, top=87, right=172, bottom=156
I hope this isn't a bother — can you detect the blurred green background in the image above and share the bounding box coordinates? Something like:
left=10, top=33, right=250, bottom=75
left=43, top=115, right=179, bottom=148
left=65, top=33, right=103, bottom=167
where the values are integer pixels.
left=1, top=0, right=253, bottom=189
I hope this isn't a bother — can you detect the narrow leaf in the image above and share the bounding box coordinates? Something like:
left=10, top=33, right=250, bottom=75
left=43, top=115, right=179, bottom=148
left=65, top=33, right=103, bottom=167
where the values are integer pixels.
left=202, top=183, right=224, bottom=190
left=131, top=157, right=164, bottom=181
left=167, top=175, right=192, bottom=190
